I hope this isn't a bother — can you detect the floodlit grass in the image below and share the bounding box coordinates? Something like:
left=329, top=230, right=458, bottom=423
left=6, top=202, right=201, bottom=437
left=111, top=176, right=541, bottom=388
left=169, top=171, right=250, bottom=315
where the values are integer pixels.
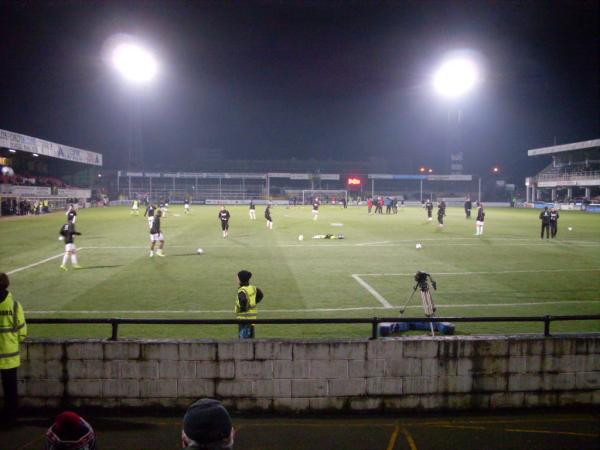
left=1, top=204, right=599, bottom=338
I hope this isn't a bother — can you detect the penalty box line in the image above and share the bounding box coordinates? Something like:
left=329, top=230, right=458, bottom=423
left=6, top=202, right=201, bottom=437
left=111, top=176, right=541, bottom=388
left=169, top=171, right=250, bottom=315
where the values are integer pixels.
left=351, top=268, right=600, bottom=310
left=351, top=274, right=393, bottom=308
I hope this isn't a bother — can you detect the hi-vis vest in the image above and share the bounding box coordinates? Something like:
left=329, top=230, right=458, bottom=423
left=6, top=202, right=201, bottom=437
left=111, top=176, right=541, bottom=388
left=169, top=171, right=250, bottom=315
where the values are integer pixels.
left=236, top=286, right=257, bottom=320
left=0, top=292, right=27, bottom=370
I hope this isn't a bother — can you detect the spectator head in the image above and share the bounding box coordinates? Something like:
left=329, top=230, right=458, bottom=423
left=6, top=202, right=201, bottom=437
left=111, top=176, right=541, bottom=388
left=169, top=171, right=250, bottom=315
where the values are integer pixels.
left=182, top=399, right=234, bottom=449
left=46, top=411, right=97, bottom=450
left=0, top=273, right=9, bottom=291
left=237, top=270, right=252, bottom=286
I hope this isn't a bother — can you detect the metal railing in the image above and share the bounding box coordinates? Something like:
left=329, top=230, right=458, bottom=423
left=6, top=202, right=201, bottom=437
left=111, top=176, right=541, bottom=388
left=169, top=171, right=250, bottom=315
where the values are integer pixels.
left=27, top=315, right=600, bottom=341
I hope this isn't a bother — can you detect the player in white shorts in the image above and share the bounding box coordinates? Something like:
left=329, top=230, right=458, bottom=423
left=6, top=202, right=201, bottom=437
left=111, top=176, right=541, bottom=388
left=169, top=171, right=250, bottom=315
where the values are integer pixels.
left=59, top=221, right=82, bottom=270
left=184, top=198, right=191, bottom=214
left=249, top=200, right=256, bottom=220
left=131, top=199, right=139, bottom=215
left=475, top=203, right=485, bottom=235
left=149, top=210, right=165, bottom=257
left=312, top=198, right=320, bottom=221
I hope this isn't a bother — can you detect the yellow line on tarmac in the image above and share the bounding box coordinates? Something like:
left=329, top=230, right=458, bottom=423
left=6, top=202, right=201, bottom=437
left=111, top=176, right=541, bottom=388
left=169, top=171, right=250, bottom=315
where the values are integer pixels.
left=386, top=424, right=400, bottom=450
left=401, top=426, right=418, bottom=450
left=504, top=428, right=600, bottom=438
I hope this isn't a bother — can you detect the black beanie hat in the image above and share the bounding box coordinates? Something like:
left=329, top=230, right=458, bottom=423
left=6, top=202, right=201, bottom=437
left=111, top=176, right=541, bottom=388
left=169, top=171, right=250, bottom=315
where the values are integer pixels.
left=183, top=399, right=232, bottom=445
left=237, top=270, right=252, bottom=284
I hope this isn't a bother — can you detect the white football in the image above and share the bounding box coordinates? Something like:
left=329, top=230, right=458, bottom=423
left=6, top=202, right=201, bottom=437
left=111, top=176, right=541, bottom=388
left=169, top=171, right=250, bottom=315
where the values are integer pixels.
left=196, top=248, right=204, bottom=254
left=1, top=166, right=14, bottom=177
left=568, top=227, right=573, bottom=231
left=416, top=243, right=422, bottom=249
left=298, top=235, right=304, bottom=241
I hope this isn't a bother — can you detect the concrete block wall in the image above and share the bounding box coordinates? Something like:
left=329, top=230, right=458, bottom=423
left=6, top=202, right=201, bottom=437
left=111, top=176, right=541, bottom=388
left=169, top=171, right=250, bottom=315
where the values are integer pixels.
left=4, top=335, right=600, bottom=412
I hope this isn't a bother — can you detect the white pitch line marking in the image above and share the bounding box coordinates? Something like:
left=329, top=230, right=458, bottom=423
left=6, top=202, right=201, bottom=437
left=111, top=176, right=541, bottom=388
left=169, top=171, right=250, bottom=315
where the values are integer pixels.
left=356, top=241, right=391, bottom=246
left=26, top=300, right=600, bottom=315
left=354, top=268, right=600, bottom=277
left=7, top=252, right=73, bottom=275
left=351, top=274, right=393, bottom=308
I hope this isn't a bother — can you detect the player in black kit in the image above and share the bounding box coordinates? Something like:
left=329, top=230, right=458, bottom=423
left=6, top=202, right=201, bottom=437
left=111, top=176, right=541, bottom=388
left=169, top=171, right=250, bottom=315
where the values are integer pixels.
left=66, top=204, right=77, bottom=223
left=549, top=207, right=559, bottom=238
left=437, top=200, right=446, bottom=228
left=539, top=206, right=551, bottom=239
left=249, top=200, right=256, bottom=220
left=149, top=210, right=165, bottom=257
left=265, top=204, right=273, bottom=230
left=475, top=202, right=485, bottom=235
left=464, top=197, right=472, bottom=219
left=219, top=206, right=231, bottom=238
left=144, top=203, right=156, bottom=229
left=425, top=199, right=433, bottom=222
left=59, top=221, right=82, bottom=270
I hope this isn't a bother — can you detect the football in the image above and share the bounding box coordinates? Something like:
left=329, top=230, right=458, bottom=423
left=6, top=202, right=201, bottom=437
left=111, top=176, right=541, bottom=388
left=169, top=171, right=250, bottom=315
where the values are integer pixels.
left=416, top=243, right=422, bottom=249
left=196, top=248, right=204, bottom=254
left=1, top=166, right=15, bottom=177
left=298, top=235, right=304, bottom=241
left=568, top=227, right=573, bottom=231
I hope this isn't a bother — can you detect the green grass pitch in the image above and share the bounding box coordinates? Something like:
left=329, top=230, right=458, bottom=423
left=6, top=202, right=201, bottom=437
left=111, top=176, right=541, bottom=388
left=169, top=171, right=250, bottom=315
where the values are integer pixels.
left=1, top=204, right=599, bottom=339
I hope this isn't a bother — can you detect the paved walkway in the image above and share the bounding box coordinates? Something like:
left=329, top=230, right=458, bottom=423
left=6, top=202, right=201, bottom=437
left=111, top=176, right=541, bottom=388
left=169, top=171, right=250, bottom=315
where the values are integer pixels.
left=2, top=410, right=599, bottom=450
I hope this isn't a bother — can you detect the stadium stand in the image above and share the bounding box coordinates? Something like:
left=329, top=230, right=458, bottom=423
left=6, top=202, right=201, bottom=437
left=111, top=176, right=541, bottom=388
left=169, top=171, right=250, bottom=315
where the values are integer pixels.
left=525, top=138, right=600, bottom=206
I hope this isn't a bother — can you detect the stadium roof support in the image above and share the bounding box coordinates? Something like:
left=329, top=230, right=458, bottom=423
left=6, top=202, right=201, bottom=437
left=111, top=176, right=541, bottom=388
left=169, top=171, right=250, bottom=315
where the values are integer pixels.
left=527, top=139, right=600, bottom=156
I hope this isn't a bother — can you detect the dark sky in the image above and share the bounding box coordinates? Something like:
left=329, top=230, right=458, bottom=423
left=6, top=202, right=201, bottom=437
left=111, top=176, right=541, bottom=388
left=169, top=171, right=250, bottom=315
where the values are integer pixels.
left=0, top=0, right=598, bottom=179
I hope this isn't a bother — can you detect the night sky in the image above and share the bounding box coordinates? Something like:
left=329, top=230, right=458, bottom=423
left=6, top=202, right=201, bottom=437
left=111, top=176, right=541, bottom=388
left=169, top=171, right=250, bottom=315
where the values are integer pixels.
left=0, top=1, right=598, bottom=180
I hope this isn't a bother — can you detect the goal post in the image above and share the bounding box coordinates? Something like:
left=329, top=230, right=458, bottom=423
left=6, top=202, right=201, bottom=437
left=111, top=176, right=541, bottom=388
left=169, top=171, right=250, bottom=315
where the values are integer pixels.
left=301, top=189, right=348, bottom=205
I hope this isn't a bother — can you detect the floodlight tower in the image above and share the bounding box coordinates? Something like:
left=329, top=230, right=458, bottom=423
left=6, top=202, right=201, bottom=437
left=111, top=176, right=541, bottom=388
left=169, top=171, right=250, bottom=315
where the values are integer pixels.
left=111, top=41, right=158, bottom=172
left=433, top=55, right=480, bottom=174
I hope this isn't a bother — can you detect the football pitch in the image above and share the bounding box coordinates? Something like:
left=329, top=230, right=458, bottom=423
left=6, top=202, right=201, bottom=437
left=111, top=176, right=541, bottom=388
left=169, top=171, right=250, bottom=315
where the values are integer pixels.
left=1, top=204, right=599, bottom=339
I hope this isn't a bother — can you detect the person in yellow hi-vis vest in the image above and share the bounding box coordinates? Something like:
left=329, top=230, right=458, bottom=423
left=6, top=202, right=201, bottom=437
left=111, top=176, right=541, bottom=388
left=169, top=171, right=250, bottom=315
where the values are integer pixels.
left=235, top=270, right=263, bottom=339
left=0, top=273, right=27, bottom=425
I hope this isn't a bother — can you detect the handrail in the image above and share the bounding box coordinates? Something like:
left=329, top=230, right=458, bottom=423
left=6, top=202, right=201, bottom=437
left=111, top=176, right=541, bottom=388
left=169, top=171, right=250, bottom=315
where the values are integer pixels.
left=27, top=315, right=600, bottom=341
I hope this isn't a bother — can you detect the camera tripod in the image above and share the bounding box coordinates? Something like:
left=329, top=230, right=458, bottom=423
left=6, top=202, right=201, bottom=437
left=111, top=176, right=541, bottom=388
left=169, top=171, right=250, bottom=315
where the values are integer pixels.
left=400, top=272, right=438, bottom=336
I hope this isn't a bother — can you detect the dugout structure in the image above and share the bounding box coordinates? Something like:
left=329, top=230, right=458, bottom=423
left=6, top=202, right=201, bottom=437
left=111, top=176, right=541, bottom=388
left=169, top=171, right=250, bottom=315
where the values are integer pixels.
left=0, top=128, right=102, bottom=216
left=525, top=138, right=600, bottom=207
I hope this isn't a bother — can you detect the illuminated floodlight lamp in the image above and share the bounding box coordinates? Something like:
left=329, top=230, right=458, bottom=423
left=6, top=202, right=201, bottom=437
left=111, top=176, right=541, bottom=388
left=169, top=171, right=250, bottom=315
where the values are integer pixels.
left=112, top=42, right=157, bottom=83
left=428, top=168, right=433, bottom=173
left=433, top=58, right=480, bottom=99
left=419, top=167, right=426, bottom=173
left=9, top=149, right=16, bottom=153
left=492, top=166, right=500, bottom=174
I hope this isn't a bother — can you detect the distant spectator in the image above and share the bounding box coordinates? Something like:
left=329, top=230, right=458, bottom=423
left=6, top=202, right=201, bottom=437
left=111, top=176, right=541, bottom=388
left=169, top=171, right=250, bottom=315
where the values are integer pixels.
left=46, top=411, right=97, bottom=450
left=182, top=399, right=235, bottom=449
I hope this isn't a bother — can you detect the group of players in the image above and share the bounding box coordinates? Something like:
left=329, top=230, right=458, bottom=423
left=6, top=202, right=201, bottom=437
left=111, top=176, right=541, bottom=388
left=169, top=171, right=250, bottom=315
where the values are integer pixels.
left=423, top=197, right=485, bottom=235
left=57, top=192, right=564, bottom=269
left=136, top=198, right=278, bottom=257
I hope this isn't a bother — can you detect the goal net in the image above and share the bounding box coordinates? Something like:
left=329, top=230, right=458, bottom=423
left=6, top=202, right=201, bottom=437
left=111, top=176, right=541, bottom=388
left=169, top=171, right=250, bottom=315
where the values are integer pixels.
left=301, top=190, right=348, bottom=205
